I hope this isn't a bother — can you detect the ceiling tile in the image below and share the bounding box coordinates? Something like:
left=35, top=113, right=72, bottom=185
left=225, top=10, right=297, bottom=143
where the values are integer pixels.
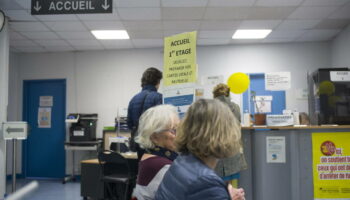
left=328, top=5, right=350, bottom=19
left=267, top=30, right=306, bottom=38
left=83, top=21, right=125, bottom=30
left=197, top=38, right=231, bottom=45
left=128, top=30, right=163, bottom=38
left=10, top=40, right=38, bottom=47
left=231, top=39, right=263, bottom=44
left=208, top=0, right=255, bottom=7
left=100, top=40, right=134, bottom=49
left=74, top=46, right=105, bottom=51
left=14, top=0, right=31, bottom=9
left=199, top=30, right=235, bottom=38
left=10, top=31, right=26, bottom=40
left=10, top=22, right=50, bottom=32
left=132, top=39, right=163, bottom=48
left=239, top=20, right=282, bottom=29
left=200, top=20, right=241, bottom=30
left=164, top=30, right=190, bottom=37
left=56, top=31, right=95, bottom=40
left=15, top=46, right=46, bottom=53
left=20, top=31, right=59, bottom=40
left=0, top=0, right=23, bottom=10
left=248, top=7, right=297, bottom=20
left=161, top=0, right=208, bottom=7
left=314, top=19, right=350, bottom=29
left=123, top=20, right=162, bottom=31
left=263, top=38, right=295, bottom=43
left=67, top=39, right=102, bottom=46
left=162, top=8, right=206, bottom=20
left=298, top=29, right=341, bottom=40
left=115, top=0, right=160, bottom=7
left=163, top=20, right=201, bottom=30
left=77, top=8, right=120, bottom=21
left=288, top=6, right=339, bottom=19
left=44, top=21, right=87, bottom=31
left=36, top=15, right=79, bottom=21
left=5, top=10, right=37, bottom=21
left=204, top=7, right=252, bottom=20
left=302, top=0, right=350, bottom=6
left=255, top=0, right=303, bottom=6
left=35, top=39, right=71, bottom=46
left=45, top=46, right=75, bottom=52
left=276, top=20, right=320, bottom=30
left=118, top=8, right=161, bottom=20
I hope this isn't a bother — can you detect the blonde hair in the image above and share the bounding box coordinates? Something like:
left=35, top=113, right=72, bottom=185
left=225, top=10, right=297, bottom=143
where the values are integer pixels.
left=135, top=104, right=178, bottom=149
left=213, top=83, right=230, bottom=98
left=176, top=99, right=241, bottom=159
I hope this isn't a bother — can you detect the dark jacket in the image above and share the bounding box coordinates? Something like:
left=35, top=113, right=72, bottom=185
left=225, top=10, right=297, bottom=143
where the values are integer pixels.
left=155, top=154, right=230, bottom=200
left=127, top=85, right=162, bottom=129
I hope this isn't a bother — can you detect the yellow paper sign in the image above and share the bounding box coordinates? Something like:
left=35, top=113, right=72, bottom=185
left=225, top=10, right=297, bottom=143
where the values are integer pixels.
left=312, top=132, right=350, bottom=199
left=163, top=31, right=197, bottom=86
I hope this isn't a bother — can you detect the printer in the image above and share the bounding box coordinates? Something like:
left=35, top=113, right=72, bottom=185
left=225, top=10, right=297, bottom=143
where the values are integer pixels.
left=66, top=113, right=98, bottom=141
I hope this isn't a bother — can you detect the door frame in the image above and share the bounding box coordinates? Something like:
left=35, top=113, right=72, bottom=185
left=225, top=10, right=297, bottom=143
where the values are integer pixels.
left=22, top=79, right=66, bottom=178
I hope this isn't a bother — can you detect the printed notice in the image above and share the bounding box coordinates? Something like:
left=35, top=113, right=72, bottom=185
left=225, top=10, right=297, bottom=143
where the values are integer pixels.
left=265, top=72, right=291, bottom=91
left=163, top=86, right=194, bottom=119
left=163, top=31, right=197, bottom=86
left=38, top=107, right=51, bottom=128
left=312, top=132, right=350, bottom=199
left=266, top=136, right=286, bottom=163
left=39, top=96, right=53, bottom=107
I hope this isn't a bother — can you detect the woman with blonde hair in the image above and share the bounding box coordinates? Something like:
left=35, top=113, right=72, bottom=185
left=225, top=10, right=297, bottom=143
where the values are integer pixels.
left=155, top=99, right=245, bottom=200
left=213, top=83, right=248, bottom=188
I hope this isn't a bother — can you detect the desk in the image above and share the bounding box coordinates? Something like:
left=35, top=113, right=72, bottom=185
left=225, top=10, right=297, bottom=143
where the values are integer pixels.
left=63, top=141, right=102, bottom=184
left=80, top=153, right=137, bottom=200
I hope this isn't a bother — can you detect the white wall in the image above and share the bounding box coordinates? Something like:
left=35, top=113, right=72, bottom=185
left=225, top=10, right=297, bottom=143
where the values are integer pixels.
left=0, top=20, right=9, bottom=199
left=9, top=42, right=331, bottom=174
left=332, top=25, right=350, bottom=68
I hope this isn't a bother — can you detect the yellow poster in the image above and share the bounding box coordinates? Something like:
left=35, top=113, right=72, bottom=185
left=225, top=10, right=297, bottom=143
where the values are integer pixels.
left=163, top=31, right=197, bottom=86
left=312, top=132, right=350, bottom=199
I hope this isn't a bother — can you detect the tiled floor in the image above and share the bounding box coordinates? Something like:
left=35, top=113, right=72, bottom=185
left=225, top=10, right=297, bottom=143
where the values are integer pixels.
left=6, top=179, right=82, bottom=200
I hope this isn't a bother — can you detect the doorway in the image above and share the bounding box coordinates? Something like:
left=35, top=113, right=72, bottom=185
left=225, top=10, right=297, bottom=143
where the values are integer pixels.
left=22, top=79, right=66, bottom=178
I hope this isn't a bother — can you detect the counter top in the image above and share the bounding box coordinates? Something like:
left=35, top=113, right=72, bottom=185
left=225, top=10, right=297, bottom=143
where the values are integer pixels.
left=242, top=125, right=350, bottom=130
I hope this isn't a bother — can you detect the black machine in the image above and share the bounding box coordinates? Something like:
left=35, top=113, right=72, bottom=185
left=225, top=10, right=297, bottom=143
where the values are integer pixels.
left=308, top=68, right=350, bottom=125
left=67, top=113, right=98, bottom=141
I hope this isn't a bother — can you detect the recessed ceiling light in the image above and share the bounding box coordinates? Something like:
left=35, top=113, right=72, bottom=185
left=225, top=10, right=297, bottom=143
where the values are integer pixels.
left=91, top=30, right=130, bottom=40
left=232, top=29, right=272, bottom=39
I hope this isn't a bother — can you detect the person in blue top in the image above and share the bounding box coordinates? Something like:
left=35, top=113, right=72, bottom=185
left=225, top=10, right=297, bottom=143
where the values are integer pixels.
left=127, top=67, right=163, bottom=159
left=155, top=99, right=245, bottom=200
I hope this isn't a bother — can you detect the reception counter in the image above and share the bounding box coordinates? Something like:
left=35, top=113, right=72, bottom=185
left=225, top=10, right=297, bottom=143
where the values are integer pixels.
left=239, top=125, right=350, bottom=200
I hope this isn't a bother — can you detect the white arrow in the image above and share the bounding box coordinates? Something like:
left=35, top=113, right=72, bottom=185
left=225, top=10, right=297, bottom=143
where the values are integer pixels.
left=33, top=1, right=41, bottom=12
left=102, top=0, right=110, bottom=10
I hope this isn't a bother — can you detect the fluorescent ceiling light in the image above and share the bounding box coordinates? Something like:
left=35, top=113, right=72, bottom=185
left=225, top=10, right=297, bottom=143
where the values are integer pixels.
left=232, top=29, right=272, bottom=39
left=91, top=30, right=129, bottom=40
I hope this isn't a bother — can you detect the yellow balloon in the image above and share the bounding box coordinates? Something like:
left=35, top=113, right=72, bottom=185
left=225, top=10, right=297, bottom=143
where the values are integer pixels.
left=227, top=73, right=250, bottom=94
left=319, top=81, right=335, bottom=95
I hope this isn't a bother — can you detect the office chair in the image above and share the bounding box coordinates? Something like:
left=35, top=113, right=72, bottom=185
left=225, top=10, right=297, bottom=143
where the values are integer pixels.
left=98, top=150, right=136, bottom=200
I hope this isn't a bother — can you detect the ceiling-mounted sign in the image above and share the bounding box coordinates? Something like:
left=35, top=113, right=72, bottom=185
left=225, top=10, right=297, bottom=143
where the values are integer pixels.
left=31, top=0, right=112, bottom=15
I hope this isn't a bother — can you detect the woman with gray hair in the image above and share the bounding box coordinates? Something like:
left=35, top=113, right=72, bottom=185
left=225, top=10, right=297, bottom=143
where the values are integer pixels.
left=132, top=104, right=179, bottom=200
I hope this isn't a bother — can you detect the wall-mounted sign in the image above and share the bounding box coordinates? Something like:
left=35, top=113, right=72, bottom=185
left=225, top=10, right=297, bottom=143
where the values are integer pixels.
left=265, top=72, right=291, bottom=91
left=312, top=132, right=350, bottom=199
left=330, top=71, right=350, bottom=82
left=39, top=96, right=53, bottom=107
left=31, top=0, right=112, bottom=15
left=266, top=136, right=286, bottom=163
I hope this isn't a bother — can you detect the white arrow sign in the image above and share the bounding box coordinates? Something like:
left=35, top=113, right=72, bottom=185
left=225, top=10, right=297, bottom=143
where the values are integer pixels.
left=33, top=1, right=41, bottom=11
left=102, top=0, right=109, bottom=10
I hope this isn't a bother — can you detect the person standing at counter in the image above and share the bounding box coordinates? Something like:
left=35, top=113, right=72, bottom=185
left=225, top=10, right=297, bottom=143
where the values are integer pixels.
left=212, top=83, right=248, bottom=188
left=127, top=67, right=163, bottom=159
